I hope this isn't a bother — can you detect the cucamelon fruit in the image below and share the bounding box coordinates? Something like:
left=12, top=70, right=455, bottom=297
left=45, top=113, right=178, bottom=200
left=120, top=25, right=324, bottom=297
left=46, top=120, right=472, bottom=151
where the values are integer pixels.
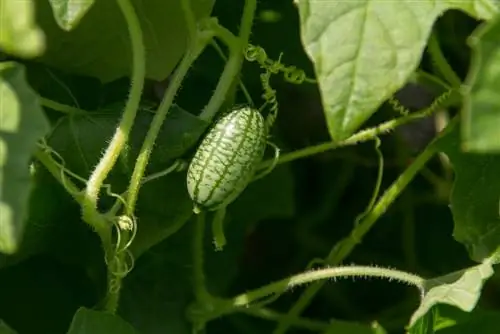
left=186, top=106, right=267, bottom=213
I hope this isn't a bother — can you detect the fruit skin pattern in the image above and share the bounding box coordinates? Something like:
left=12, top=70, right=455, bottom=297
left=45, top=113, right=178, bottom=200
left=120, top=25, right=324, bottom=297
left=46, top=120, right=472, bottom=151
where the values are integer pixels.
left=187, top=106, right=267, bottom=212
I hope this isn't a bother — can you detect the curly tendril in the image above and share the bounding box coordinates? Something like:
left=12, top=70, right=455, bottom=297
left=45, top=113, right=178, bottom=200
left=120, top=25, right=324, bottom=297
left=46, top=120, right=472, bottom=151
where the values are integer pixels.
left=424, top=89, right=453, bottom=115
left=38, top=139, right=137, bottom=287
left=388, top=89, right=453, bottom=118
left=244, top=44, right=316, bottom=84
left=104, top=214, right=137, bottom=282
left=245, top=44, right=317, bottom=130
left=260, top=70, right=279, bottom=130
left=388, top=96, right=411, bottom=116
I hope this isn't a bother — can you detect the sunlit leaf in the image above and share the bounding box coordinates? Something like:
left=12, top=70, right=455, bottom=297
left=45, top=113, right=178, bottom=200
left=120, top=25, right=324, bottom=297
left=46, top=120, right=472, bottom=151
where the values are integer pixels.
left=48, top=0, right=95, bottom=30
left=296, top=0, right=498, bottom=140
left=409, top=260, right=494, bottom=327
left=0, top=0, right=45, bottom=57
left=462, top=16, right=500, bottom=152
left=0, top=62, right=50, bottom=254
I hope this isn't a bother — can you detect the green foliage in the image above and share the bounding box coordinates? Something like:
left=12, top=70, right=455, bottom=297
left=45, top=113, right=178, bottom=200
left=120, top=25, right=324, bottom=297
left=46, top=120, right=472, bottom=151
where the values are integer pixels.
left=462, top=17, right=500, bottom=152
left=1, top=1, right=500, bottom=334
left=33, top=0, right=215, bottom=82
left=296, top=0, right=497, bottom=141
left=0, top=320, right=17, bottom=334
left=409, top=258, right=495, bottom=327
left=434, top=306, right=500, bottom=333
left=0, top=0, right=45, bottom=58
left=437, top=126, right=500, bottom=262
left=0, top=62, right=50, bottom=254
left=67, top=308, right=137, bottom=334
left=47, top=0, right=95, bottom=30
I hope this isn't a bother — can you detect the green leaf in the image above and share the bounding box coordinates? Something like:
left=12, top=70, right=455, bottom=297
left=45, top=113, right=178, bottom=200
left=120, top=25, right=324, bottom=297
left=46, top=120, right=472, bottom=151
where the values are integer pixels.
left=0, top=164, right=80, bottom=269
left=409, top=307, right=435, bottom=334
left=0, top=320, right=17, bottom=334
left=33, top=0, right=214, bottom=82
left=0, top=0, right=45, bottom=57
left=48, top=0, right=95, bottom=31
left=229, top=164, right=295, bottom=223
left=0, top=256, right=98, bottom=333
left=119, top=223, right=195, bottom=334
left=120, top=166, right=295, bottom=333
left=408, top=260, right=494, bottom=328
left=462, top=17, right=500, bottom=152
left=437, top=125, right=500, bottom=262
left=0, top=62, right=50, bottom=254
left=67, top=308, right=138, bottom=334
left=47, top=104, right=208, bottom=182
left=434, top=306, right=500, bottom=333
left=322, top=320, right=382, bottom=334
left=296, top=0, right=498, bottom=141
left=129, top=172, right=194, bottom=258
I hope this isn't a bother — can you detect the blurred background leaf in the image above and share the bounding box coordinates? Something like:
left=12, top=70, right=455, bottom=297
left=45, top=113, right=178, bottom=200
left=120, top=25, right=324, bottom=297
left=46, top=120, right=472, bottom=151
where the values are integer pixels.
left=0, top=62, right=50, bottom=254
left=462, top=17, right=500, bottom=152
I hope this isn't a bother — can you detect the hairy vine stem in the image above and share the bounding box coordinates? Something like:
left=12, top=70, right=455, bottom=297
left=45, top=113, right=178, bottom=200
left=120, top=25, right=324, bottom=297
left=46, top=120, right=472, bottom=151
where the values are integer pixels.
left=201, top=265, right=425, bottom=323
left=78, top=0, right=145, bottom=314
left=81, top=0, right=145, bottom=237
left=273, top=117, right=459, bottom=333
left=260, top=89, right=453, bottom=169
left=200, top=0, right=257, bottom=121
left=428, top=33, right=462, bottom=89
left=125, top=20, right=214, bottom=216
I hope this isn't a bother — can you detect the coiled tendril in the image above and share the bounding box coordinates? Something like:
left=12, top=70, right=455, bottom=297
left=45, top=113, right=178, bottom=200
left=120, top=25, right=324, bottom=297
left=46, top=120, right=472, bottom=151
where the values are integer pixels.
left=388, top=89, right=453, bottom=118
left=245, top=44, right=316, bottom=130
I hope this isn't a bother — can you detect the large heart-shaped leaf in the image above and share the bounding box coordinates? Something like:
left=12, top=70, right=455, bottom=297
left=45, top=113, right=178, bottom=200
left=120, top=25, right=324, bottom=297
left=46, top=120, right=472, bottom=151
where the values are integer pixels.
left=0, top=62, right=50, bottom=254
left=296, top=0, right=498, bottom=140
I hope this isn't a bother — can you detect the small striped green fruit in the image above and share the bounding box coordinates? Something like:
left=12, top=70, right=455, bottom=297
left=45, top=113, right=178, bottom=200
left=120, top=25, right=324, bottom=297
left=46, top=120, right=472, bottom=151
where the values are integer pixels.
left=187, top=106, right=267, bottom=213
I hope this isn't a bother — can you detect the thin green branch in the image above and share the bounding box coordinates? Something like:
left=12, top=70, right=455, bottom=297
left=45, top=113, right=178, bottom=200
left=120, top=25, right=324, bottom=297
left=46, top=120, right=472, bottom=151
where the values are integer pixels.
left=207, top=265, right=425, bottom=322
left=125, top=32, right=212, bottom=215
left=78, top=0, right=145, bottom=314
left=193, top=213, right=212, bottom=303
left=82, top=0, right=145, bottom=224
left=34, top=147, right=83, bottom=204
left=181, top=0, right=197, bottom=39
left=211, top=40, right=254, bottom=105
left=260, top=91, right=452, bottom=169
left=200, top=0, right=257, bottom=121
left=274, top=138, right=384, bottom=333
left=414, top=70, right=451, bottom=91
left=39, top=97, right=86, bottom=115
left=428, top=33, right=461, bottom=88
left=273, top=118, right=458, bottom=334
